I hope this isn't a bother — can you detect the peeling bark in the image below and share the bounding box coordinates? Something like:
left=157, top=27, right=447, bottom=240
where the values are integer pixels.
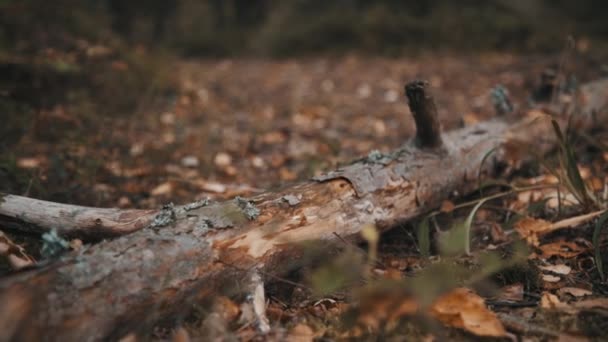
left=0, top=79, right=607, bottom=341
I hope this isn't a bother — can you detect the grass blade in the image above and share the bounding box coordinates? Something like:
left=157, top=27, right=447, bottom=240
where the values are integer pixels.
left=593, top=210, right=608, bottom=281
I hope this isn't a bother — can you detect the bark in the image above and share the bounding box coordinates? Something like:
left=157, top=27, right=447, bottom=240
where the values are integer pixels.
left=0, top=79, right=607, bottom=341
left=0, top=195, right=156, bottom=239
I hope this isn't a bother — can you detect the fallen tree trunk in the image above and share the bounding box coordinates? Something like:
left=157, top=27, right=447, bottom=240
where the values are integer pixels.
left=0, top=79, right=607, bottom=341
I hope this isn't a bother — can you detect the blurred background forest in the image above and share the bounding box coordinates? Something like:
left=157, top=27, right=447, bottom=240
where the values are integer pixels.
left=3, top=0, right=608, bottom=57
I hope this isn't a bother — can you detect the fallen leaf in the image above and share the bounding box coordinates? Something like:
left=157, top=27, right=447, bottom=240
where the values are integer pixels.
left=357, top=291, right=418, bottom=331
left=160, top=112, right=175, bottom=125
left=150, top=182, right=173, bottom=196
left=462, top=113, right=480, bottom=125
left=172, top=326, right=190, bottom=342
left=197, top=180, right=226, bottom=193
left=288, top=324, right=315, bottom=342
left=111, top=60, right=129, bottom=71
left=545, top=191, right=579, bottom=209
left=514, top=217, right=552, bottom=246
left=129, top=143, right=144, bottom=156
left=558, top=287, right=592, bottom=297
left=540, top=292, right=565, bottom=309
left=538, top=240, right=589, bottom=259
left=490, top=223, right=508, bottom=243
left=251, top=156, right=266, bottom=168
left=540, top=296, right=608, bottom=314
left=495, top=284, right=524, bottom=301
left=542, top=274, right=561, bottom=283
left=590, top=177, right=604, bottom=191
left=223, top=165, right=238, bottom=176
left=430, top=288, right=506, bottom=337
left=214, top=152, right=232, bottom=168
left=572, top=298, right=608, bottom=310
left=16, top=157, right=42, bottom=169
left=118, top=196, right=131, bottom=208
left=539, top=264, right=572, bottom=275
left=8, top=254, right=33, bottom=270
left=180, top=155, right=199, bottom=168
left=69, top=239, right=83, bottom=251
left=516, top=212, right=605, bottom=247
left=279, top=167, right=297, bottom=181
left=440, top=200, right=455, bottom=213
left=0, top=231, right=35, bottom=270
left=214, top=296, right=241, bottom=322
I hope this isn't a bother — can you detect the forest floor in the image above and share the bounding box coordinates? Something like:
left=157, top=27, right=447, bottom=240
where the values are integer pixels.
left=2, top=53, right=608, bottom=340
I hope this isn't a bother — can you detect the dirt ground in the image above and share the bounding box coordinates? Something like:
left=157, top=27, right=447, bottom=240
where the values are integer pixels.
left=6, top=54, right=602, bottom=206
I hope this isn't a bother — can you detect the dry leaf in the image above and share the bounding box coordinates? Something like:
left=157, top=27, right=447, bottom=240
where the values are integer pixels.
left=279, top=167, right=297, bottom=181
left=8, top=254, right=33, bottom=270
left=440, top=200, right=455, bottom=213
left=590, top=177, right=604, bottom=191
left=558, top=287, right=592, bottom=297
left=150, top=182, right=173, bottom=196
left=357, top=293, right=418, bottom=331
left=540, top=292, right=565, bottom=309
left=572, top=298, right=608, bottom=310
left=514, top=217, right=552, bottom=246
left=118, top=333, right=137, bottom=342
left=214, top=296, right=241, bottom=322
left=462, top=113, right=480, bottom=125
left=538, top=240, right=589, bottom=259
left=516, top=212, right=604, bottom=247
left=69, top=239, right=83, bottom=251
left=0, top=231, right=35, bottom=270
left=172, top=327, right=190, bottom=342
left=430, top=288, right=506, bottom=337
left=16, top=157, right=42, bottom=169
left=490, top=223, right=508, bottom=243
left=539, top=264, right=572, bottom=275
left=197, top=181, right=226, bottom=193
left=288, top=324, right=315, bottom=342
left=180, top=155, right=199, bottom=168
left=546, top=191, right=579, bottom=209
left=542, top=274, right=561, bottom=283
left=495, top=284, right=524, bottom=301
left=214, top=152, right=232, bottom=167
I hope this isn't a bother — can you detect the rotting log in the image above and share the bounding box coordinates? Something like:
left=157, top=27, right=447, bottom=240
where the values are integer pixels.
left=0, top=79, right=607, bottom=341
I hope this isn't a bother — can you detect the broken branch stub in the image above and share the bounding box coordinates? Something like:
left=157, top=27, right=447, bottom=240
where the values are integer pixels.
left=405, top=80, right=443, bottom=149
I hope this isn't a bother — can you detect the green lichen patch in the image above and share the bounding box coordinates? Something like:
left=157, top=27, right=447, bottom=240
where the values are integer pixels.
left=366, top=150, right=393, bottom=165
left=150, top=203, right=177, bottom=228
left=41, top=229, right=70, bottom=259
left=183, top=198, right=210, bottom=212
left=234, top=196, right=260, bottom=220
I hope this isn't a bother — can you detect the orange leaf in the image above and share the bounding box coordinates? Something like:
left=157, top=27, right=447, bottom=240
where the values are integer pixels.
left=514, top=217, right=552, bottom=246
left=430, top=288, right=506, bottom=337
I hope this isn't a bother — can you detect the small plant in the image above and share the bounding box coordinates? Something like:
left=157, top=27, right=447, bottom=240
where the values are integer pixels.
left=550, top=119, right=601, bottom=210
left=415, top=217, right=431, bottom=258
left=438, top=199, right=489, bottom=256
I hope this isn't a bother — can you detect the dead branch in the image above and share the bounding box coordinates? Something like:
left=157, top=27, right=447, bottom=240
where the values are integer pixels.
left=0, top=79, right=607, bottom=341
left=0, top=195, right=157, bottom=239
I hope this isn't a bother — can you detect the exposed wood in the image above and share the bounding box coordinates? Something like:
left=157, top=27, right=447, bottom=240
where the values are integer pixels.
left=0, top=79, right=607, bottom=341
